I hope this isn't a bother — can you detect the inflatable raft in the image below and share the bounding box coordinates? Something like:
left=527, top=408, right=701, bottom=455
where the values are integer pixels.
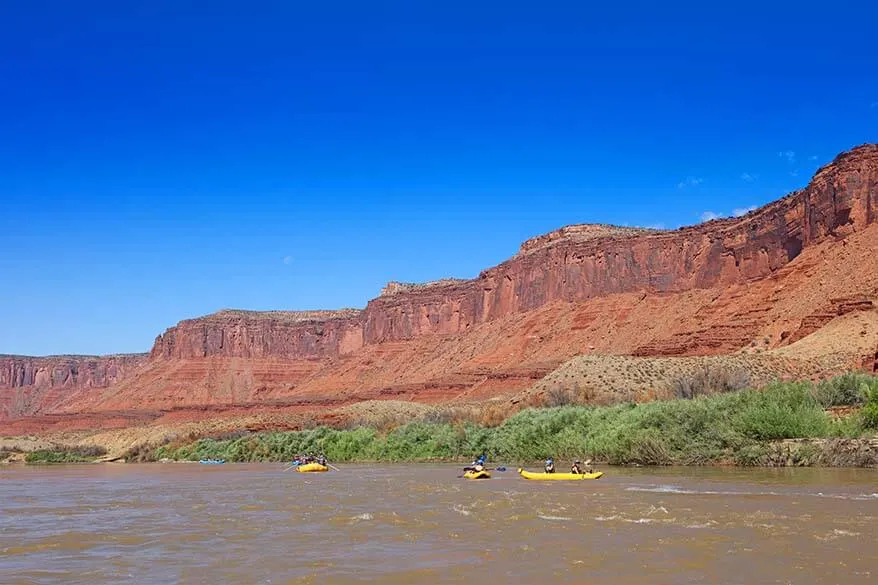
left=296, top=463, right=329, bottom=473
left=518, top=468, right=603, bottom=480
left=463, top=470, right=491, bottom=479
left=199, top=459, right=225, bottom=465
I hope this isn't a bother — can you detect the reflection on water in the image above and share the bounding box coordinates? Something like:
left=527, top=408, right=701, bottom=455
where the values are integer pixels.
left=1, top=464, right=876, bottom=584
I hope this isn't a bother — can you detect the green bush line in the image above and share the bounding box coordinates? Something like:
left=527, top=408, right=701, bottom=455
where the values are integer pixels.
left=25, top=445, right=107, bottom=464
left=149, top=374, right=878, bottom=466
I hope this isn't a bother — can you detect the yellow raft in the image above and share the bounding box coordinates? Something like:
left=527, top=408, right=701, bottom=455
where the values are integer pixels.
left=518, top=468, right=603, bottom=480
left=463, top=470, right=491, bottom=479
left=296, top=463, right=329, bottom=473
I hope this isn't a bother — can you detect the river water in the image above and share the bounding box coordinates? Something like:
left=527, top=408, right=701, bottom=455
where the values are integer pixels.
left=1, top=464, right=876, bottom=584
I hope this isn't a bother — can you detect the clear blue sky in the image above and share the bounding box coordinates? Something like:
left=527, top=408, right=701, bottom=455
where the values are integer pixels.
left=1, top=1, right=876, bottom=356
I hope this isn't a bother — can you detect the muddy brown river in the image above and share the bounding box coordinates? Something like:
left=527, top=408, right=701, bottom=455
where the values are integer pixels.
left=1, top=464, right=876, bottom=584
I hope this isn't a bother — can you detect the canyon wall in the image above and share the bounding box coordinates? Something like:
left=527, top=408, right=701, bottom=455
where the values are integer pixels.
left=0, top=354, right=148, bottom=390
left=0, top=353, right=148, bottom=418
left=362, top=144, right=878, bottom=342
left=149, top=309, right=365, bottom=360
left=2, top=144, right=876, bottom=410
left=149, top=144, right=878, bottom=357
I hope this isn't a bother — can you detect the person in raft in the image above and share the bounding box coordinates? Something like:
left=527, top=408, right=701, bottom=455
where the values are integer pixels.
left=317, top=454, right=327, bottom=466
left=544, top=457, right=555, bottom=473
left=465, top=454, right=487, bottom=472
left=570, top=459, right=594, bottom=474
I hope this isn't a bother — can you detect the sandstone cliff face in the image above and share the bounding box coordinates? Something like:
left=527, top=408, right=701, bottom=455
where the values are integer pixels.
left=0, top=354, right=147, bottom=418
left=0, top=354, right=147, bottom=390
left=362, top=144, right=877, bottom=342
left=147, top=144, right=878, bottom=355
left=150, top=309, right=364, bottom=360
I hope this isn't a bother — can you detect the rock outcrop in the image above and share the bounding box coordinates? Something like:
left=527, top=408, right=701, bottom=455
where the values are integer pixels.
left=150, top=309, right=364, bottom=360
left=0, top=354, right=147, bottom=390
left=0, top=354, right=147, bottom=418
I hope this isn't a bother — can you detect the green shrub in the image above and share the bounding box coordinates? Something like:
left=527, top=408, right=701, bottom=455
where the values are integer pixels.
left=736, top=382, right=828, bottom=440
left=812, top=372, right=871, bottom=407
left=862, top=379, right=878, bottom=430
left=25, top=445, right=107, bottom=464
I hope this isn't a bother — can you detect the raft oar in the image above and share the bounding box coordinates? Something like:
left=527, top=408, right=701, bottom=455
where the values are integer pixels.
left=457, top=465, right=508, bottom=477
left=327, top=463, right=340, bottom=471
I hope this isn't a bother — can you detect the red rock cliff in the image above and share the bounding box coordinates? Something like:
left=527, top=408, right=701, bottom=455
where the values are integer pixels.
left=0, top=354, right=147, bottom=418
left=0, top=354, right=147, bottom=389
left=362, top=144, right=877, bottom=342
left=148, top=144, right=878, bottom=354
left=149, top=309, right=364, bottom=360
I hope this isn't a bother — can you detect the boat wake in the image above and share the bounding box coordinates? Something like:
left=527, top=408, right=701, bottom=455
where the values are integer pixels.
left=625, top=485, right=878, bottom=501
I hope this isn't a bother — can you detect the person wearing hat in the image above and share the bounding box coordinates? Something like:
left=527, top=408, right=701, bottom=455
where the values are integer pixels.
left=571, top=459, right=594, bottom=474
left=544, top=457, right=555, bottom=473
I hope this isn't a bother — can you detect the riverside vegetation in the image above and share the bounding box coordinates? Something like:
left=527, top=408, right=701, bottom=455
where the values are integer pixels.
left=141, top=373, right=878, bottom=467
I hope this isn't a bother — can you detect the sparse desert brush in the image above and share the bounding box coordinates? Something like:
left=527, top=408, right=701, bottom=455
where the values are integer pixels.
left=670, top=364, right=751, bottom=399
left=477, top=402, right=510, bottom=427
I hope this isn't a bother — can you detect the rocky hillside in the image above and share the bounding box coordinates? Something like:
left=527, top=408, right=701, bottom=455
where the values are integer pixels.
left=1, top=144, right=876, bottom=434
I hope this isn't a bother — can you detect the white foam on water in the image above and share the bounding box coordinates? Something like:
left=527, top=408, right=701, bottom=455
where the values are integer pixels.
left=537, top=515, right=571, bottom=521
left=645, top=505, right=668, bottom=516
left=350, top=513, right=373, bottom=522
left=685, top=520, right=718, bottom=529
left=626, top=485, right=878, bottom=501
left=815, top=528, right=861, bottom=541
left=593, top=514, right=658, bottom=524
left=452, top=505, right=471, bottom=516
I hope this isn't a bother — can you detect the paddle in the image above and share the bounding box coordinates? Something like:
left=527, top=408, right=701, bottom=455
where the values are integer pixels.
left=327, top=463, right=340, bottom=471
left=458, top=465, right=507, bottom=477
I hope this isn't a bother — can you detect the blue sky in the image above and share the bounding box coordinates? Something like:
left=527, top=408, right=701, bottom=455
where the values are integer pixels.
left=1, top=1, right=876, bottom=355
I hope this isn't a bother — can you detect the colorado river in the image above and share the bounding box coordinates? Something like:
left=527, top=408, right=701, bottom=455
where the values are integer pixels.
left=1, top=464, right=876, bottom=584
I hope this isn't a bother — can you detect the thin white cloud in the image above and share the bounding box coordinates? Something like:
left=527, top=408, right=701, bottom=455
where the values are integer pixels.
left=808, top=155, right=818, bottom=161
left=677, top=176, right=704, bottom=189
left=283, top=255, right=292, bottom=265
left=700, top=211, right=721, bottom=222
left=778, top=150, right=796, bottom=163
left=789, top=169, right=799, bottom=177
left=740, top=173, right=756, bottom=182
left=646, top=223, right=666, bottom=230
left=733, top=205, right=758, bottom=217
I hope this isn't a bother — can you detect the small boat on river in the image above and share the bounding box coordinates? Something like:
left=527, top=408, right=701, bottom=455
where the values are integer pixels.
left=518, top=468, right=603, bottom=480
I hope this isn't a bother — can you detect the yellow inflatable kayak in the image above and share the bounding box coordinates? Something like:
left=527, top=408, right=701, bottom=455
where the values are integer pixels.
left=518, top=468, right=603, bottom=480
left=463, top=470, right=491, bottom=479
left=296, top=463, right=329, bottom=473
